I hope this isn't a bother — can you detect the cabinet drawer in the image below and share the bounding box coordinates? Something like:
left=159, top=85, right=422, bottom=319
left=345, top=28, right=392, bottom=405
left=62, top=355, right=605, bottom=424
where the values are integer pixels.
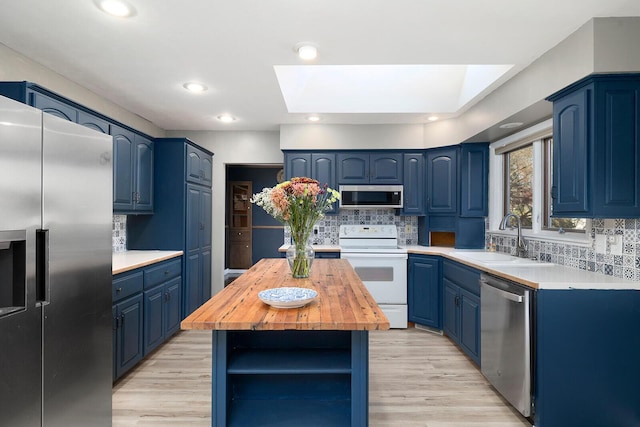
left=113, top=271, right=143, bottom=302
left=443, top=260, right=480, bottom=295
left=229, top=230, right=251, bottom=242
left=144, top=258, right=182, bottom=289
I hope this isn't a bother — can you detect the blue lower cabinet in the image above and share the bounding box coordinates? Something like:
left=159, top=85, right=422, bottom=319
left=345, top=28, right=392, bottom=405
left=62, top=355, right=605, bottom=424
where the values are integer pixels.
left=408, top=255, right=441, bottom=328
left=212, top=330, right=368, bottom=426
left=143, top=277, right=182, bottom=355
left=113, top=257, right=182, bottom=380
left=442, top=260, right=481, bottom=365
left=113, top=294, right=143, bottom=380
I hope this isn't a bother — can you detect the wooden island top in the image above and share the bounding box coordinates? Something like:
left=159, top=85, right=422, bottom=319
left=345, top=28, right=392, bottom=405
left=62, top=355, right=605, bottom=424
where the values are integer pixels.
left=181, top=258, right=390, bottom=331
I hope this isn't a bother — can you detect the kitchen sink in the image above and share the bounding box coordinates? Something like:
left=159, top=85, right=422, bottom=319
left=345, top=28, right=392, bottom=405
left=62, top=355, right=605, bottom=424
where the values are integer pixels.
left=452, top=251, right=553, bottom=267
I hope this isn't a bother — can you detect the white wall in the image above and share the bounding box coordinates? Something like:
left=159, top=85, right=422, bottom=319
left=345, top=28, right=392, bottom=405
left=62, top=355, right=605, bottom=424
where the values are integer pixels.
left=166, top=130, right=283, bottom=294
left=593, top=17, right=640, bottom=72
left=0, top=43, right=165, bottom=137
left=280, top=124, right=424, bottom=150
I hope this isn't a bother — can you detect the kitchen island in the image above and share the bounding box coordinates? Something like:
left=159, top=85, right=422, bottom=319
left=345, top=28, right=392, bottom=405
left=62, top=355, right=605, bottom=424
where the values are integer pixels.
left=181, top=258, right=389, bottom=427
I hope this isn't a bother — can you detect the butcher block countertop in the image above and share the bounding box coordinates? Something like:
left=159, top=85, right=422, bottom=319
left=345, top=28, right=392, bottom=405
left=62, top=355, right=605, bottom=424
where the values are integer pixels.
left=181, top=258, right=390, bottom=331
left=112, top=250, right=183, bottom=275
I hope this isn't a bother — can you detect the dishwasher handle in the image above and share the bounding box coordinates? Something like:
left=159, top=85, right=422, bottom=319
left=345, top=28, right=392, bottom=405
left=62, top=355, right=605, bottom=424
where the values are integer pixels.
left=480, top=278, right=523, bottom=303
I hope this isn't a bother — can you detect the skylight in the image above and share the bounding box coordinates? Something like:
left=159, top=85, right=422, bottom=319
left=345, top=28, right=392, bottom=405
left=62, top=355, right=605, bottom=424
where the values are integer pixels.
left=274, top=64, right=513, bottom=114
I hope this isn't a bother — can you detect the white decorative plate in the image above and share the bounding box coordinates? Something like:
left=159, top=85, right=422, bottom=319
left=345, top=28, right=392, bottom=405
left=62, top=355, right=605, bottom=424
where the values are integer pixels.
left=258, top=287, right=318, bottom=309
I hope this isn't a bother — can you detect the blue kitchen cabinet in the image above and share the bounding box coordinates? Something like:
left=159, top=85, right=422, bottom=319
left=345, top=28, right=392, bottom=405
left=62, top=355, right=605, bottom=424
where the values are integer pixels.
left=460, top=143, right=489, bottom=217
left=127, top=138, right=213, bottom=319
left=402, top=152, right=425, bottom=215
left=426, top=147, right=458, bottom=215
left=547, top=73, right=640, bottom=218
left=314, top=251, right=340, bottom=259
left=78, top=110, right=109, bottom=134
left=337, top=152, right=403, bottom=184
left=30, top=90, right=78, bottom=121
left=143, top=258, right=182, bottom=355
left=112, top=124, right=153, bottom=213
left=0, top=81, right=155, bottom=213
left=186, top=144, right=213, bottom=187
left=284, top=151, right=338, bottom=214
left=284, top=152, right=311, bottom=179
left=408, top=255, right=441, bottom=328
left=442, top=259, right=480, bottom=365
left=113, top=293, right=144, bottom=381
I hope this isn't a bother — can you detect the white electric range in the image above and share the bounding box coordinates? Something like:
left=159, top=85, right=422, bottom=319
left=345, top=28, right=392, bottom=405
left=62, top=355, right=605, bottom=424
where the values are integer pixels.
left=339, top=224, right=408, bottom=328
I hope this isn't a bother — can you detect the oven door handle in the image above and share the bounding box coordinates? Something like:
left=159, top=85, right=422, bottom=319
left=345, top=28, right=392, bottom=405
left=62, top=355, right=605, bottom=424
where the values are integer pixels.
left=341, top=253, right=407, bottom=258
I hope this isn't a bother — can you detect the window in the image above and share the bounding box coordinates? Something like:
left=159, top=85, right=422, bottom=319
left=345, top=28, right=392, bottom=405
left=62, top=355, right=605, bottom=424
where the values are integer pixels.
left=494, top=119, right=586, bottom=239
left=504, top=144, right=533, bottom=227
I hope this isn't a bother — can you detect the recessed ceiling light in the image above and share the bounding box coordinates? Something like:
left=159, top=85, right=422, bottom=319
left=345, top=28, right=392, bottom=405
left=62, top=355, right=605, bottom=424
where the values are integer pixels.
left=306, top=115, right=321, bottom=122
left=295, top=43, right=318, bottom=61
left=217, top=114, right=236, bottom=123
left=95, top=0, right=136, bottom=17
left=183, top=82, right=208, bottom=93
left=499, top=122, right=524, bottom=129
left=427, top=116, right=439, bottom=121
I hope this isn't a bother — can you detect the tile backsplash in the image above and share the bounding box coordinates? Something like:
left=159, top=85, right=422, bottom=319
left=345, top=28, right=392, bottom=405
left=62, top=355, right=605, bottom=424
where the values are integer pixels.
left=284, top=208, right=419, bottom=246
left=112, top=215, right=127, bottom=252
left=487, top=218, right=640, bottom=281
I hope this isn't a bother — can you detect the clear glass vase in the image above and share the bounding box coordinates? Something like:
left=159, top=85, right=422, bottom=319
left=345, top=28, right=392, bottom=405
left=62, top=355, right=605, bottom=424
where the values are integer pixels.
left=286, top=237, right=315, bottom=278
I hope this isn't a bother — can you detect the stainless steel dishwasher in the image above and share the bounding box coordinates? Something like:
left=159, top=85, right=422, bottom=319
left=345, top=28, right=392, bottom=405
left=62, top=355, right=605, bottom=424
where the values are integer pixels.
left=480, top=273, right=534, bottom=418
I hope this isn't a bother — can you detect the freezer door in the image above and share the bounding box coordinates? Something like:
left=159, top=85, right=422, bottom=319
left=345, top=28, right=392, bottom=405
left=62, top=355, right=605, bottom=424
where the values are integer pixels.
left=0, top=96, right=43, bottom=426
left=41, top=114, right=113, bottom=427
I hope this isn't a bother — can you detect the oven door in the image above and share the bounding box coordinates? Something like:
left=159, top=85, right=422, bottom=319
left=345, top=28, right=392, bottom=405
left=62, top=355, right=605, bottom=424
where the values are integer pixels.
left=340, top=252, right=407, bottom=304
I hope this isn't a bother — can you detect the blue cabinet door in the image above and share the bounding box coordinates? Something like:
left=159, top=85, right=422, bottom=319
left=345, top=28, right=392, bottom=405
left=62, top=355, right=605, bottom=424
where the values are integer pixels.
left=402, top=153, right=425, bottom=215
left=370, top=153, right=402, bottom=184
left=134, top=135, right=153, bottom=212
left=459, top=288, right=480, bottom=365
left=165, top=278, right=183, bottom=337
left=78, top=110, right=109, bottom=134
left=551, top=87, right=589, bottom=214
left=112, top=126, right=135, bottom=211
left=427, top=147, right=458, bottom=214
left=337, top=152, right=369, bottom=184
left=115, top=294, right=143, bottom=380
left=595, top=81, right=640, bottom=216
left=186, top=144, right=213, bottom=186
left=442, top=279, right=459, bottom=341
left=28, top=90, right=78, bottom=122
left=143, top=284, right=165, bottom=355
left=285, top=152, right=311, bottom=180
left=311, top=153, right=337, bottom=214
left=408, top=255, right=441, bottom=328
left=460, top=143, right=489, bottom=217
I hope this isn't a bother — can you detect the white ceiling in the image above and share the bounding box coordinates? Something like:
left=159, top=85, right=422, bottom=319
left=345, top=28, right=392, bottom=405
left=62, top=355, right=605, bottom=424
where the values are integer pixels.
left=0, top=0, right=639, bottom=132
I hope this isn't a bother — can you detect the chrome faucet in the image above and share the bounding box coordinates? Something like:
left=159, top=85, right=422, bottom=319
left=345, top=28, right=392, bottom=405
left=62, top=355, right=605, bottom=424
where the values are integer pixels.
left=499, top=212, right=527, bottom=258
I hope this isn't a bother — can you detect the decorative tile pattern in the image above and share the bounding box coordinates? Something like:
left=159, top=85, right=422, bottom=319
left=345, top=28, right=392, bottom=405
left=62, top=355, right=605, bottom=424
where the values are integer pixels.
left=487, top=217, right=640, bottom=283
left=112, top=215, right=127, bottom=252
left=284, top=208, right=419, bottom=246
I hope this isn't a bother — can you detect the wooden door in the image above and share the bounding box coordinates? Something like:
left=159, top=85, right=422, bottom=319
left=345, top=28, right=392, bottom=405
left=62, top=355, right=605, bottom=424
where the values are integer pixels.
left=228, top=181, right=252, bottom=269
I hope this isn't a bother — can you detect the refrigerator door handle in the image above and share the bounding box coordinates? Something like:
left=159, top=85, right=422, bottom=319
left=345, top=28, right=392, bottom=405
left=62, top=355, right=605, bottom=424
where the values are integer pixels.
left=36, top=229, right=50, bottom=305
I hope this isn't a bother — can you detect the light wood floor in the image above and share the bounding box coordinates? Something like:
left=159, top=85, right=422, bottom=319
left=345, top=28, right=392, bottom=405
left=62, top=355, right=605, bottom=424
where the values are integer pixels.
left=112, top=328, right=531, bottom=426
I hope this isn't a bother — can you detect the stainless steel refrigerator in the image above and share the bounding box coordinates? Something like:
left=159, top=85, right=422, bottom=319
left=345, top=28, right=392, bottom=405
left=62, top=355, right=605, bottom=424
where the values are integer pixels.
left=0, top=95, right=113, bottom=426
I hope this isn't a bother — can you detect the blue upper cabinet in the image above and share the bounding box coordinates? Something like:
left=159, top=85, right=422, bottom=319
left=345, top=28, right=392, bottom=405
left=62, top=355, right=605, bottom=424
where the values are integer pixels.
left=402, top=152, right=425, bottom=215
left=284, top=152, right=311, bottom=179
left=547, top=74, right=640, bottom=218
left=426, top=147, right=458, bottom=215
left=186, top=144, right=213, bottom=187
left=0, top=81, right=155, bottom=213
left=460, top=143, right=489, bottom=217
left=112, top=125, right=154, bottom=213
left=337, top=152, right=403, bottom=184
left=284, top=151, right=338, bottom=214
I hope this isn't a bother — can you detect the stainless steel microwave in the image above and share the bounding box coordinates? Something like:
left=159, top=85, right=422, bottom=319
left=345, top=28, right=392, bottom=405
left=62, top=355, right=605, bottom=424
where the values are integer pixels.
left=339, top=185, right=403, bottom=209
